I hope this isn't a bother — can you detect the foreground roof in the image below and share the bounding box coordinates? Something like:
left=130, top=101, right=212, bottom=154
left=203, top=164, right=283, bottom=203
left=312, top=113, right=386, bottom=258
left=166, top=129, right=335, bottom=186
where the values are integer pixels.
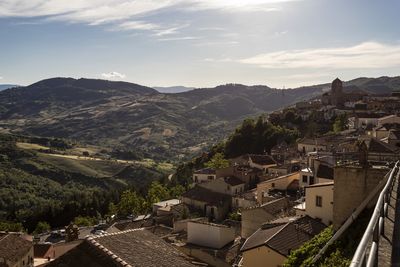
left=0, top=232, right=32, bottom=263
left=47, top=229, right=195, bottom=267
left=241, top=216, right=326, bottom=256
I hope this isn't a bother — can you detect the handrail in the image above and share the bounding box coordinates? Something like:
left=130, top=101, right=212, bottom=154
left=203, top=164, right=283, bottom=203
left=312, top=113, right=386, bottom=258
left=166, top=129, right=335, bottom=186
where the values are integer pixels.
left=311, top=168, right=391, bottom=264
left=349, top=161, right=399, bottom=267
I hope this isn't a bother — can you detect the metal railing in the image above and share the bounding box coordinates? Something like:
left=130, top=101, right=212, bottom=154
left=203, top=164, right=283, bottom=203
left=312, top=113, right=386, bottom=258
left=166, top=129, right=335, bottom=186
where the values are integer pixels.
left=350, top=161, right=399, bottom=267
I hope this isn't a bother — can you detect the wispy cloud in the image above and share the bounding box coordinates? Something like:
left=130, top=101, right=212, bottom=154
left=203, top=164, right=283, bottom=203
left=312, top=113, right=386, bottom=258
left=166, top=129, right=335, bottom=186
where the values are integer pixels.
left=0, top=0, right=298, bottom=25
left=157, top=36, right=200, bottom=41
left=239, top=42, right=400, bottom=69
left=117, top=21, right=160, bottom=31
left=101, top=71, right=126, bottom=79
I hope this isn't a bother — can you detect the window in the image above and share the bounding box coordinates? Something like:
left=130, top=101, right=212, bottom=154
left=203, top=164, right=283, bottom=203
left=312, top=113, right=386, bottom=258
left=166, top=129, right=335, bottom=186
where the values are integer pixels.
left=316, top=196, right=322, bottom=207
left=302, top=175, right=308, bottom=183
left=207, top=175, right=214, bottom=180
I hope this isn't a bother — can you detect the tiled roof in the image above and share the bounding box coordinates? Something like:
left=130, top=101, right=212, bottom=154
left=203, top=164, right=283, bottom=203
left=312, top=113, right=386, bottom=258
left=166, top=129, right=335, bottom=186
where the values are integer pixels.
left=0, top=232, right=32, bottom=263
left=182, top=186, right=231, bottom=206
left=316, top=164, right=334, bottom=180
left=241, top=216, right=326, bottom=255
left=261, top=198, right=289, bottom=215
left=223, top=176, right=245, bottom=186
left=193, top=167, right=216, bottom=175
left=389, top=130, right=400, bottom=140
left=365, top=138, right=399, bottom=154
left=46, top=229, right=196, bottom=267
left=248, top=154, right=277, bottom=165
left=113, top=218, right=154, bottom=231
left=240, top=223, right=286, bottom=251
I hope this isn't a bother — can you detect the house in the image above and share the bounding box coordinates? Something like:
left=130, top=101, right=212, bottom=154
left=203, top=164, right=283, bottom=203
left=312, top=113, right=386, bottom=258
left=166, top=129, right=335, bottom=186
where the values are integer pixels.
left=304, top=182, right=334, bottom=225
left=198, top=176, right=245, bottom=196
left=0, top=232, right=34, bottom=267
left=182, top=186, right=231, bottom=222
left=187, top=221, right=235, bottom=249
left=241, top=198, right=290, bottom=238
left=155, top=203, right=188, bottom=227
left=297, top=138, right=327, bottom=154
left=387, top=130, right=400, bottom=147
left=214, top=165, right=260, bottom=189
left=377, top=115, right=400, bottom=126
left=46, top=229, right=196, bottom=267
left=34, top=241, right=82, bottom=266
left=153, top=199, right=181, bottom=213
left=230, top=154, right=277, bottom=173
left=247, top=154, right=277, bottom=173
left=315, top=164, right=334, bottom=183
left=349, top=112, right=386, bottom=130
left=360, top=137, right=400, bottom=162
left=270, top=142, right=299, bottom=163
left=240, top=216, right=326, bottom=267
left=299, top=167, right=315, bottom=187
left=192, top=168, right=216, bottom=183
left=256, top=172, right=300, bottom=204
left=232, top=189, right=258, bottom=209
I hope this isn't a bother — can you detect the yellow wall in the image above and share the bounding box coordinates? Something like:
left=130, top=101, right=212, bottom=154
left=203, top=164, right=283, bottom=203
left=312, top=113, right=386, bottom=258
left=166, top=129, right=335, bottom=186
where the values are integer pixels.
left=242, top=246, right=286, bottom=267
left=305, top=183, right=333, bottom=225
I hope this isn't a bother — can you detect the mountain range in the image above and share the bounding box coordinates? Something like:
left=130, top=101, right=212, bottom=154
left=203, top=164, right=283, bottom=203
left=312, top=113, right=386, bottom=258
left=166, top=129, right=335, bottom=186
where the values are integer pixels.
left=0, top=84, right=19, bottom=91
left=0, top=76, right=398, bottom=160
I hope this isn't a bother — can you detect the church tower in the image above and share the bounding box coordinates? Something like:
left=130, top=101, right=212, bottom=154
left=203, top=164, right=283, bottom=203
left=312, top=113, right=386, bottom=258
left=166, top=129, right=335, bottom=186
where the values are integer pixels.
left=331, top=78, right=344, bottom=106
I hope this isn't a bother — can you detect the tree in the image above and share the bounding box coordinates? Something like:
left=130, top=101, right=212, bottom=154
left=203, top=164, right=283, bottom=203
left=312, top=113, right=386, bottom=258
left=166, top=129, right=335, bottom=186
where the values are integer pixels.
left=205, top=153, right=229, bottom=169
left=333, top=114, right=348, bottom=133
left=74, top=216, right=96, bottom=227
left=33, top=221, right=50, bottom=235
left=147, top=181, right=170, bottom=205
left=117, top=190, right=146, bottom=217
left=169, top=185, right=186, bottom=198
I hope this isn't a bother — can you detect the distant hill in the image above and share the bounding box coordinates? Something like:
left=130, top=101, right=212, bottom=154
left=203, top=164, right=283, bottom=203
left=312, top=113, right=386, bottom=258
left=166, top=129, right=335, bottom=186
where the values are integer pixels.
left=0, top=84, right=19, bottom=91
left=0, top=76, right=398, bottom=160
left=153, top=86, right=194, bottom=93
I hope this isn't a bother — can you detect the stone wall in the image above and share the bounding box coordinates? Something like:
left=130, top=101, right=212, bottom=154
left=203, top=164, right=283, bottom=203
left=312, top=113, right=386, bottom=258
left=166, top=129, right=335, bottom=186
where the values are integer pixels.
left=333, top=165, right=388, bottom=229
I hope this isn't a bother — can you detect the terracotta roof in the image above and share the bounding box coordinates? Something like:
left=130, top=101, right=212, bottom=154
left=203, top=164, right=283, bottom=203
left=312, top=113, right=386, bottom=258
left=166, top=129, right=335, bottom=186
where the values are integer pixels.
left=182, top=186, right=230, bottom=206
left=316, top=165, right=334, bottom=180
left=0, top=232, right=32, bottom=263
left=248, top=154, right=276, bottom=165
left=223, top=176, right=245, bottom=186
left=241, top=216, right=326, bottom=255
left=193, top=167, right=216, bottom=175
left=46, top=229, right=195, bottom=267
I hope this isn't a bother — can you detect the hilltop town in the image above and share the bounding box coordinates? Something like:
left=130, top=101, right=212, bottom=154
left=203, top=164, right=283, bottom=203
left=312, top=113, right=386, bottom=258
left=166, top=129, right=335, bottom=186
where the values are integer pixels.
left=1, top=78, right=400, bottom=267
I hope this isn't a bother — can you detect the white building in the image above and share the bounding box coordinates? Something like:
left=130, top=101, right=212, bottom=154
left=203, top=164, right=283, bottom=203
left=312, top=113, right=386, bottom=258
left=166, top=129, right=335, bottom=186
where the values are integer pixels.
left=187, top=221, right=235, bottom=249
left=192, top=168, right=217, bottom=183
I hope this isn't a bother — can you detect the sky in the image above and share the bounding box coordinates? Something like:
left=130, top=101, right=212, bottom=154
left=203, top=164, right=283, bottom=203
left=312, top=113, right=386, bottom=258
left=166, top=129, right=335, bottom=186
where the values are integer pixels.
left=0, top=0, right=399, bottom=88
